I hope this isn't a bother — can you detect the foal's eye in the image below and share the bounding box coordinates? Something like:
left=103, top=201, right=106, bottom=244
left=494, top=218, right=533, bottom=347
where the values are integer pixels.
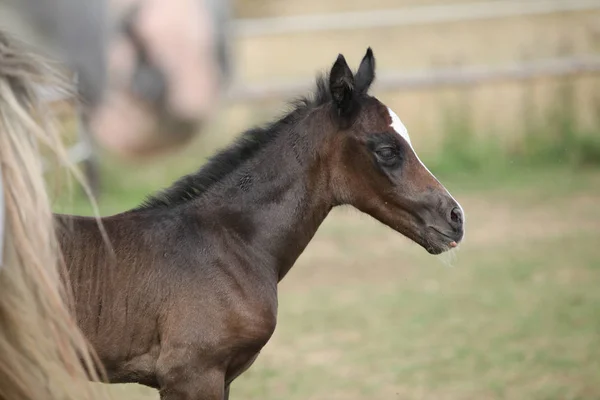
left=376, top=147, right=395, bottom=160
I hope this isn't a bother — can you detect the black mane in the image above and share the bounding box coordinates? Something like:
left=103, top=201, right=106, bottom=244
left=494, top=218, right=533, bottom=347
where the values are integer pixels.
left=135, top=75, right=332, bottom=210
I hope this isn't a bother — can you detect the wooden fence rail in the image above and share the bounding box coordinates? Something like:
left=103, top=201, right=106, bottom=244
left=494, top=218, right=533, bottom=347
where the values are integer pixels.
left=234, top=0, right=600, bottom=37
left=225, top=55, right=600, bottom=103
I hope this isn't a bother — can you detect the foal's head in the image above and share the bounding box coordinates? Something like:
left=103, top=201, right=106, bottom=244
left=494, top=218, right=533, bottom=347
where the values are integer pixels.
left=323, top=48, right=464, bottom=254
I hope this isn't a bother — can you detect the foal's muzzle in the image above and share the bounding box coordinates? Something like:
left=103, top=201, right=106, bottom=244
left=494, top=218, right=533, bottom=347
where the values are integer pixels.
left=423, top=196, right=465, bottom=254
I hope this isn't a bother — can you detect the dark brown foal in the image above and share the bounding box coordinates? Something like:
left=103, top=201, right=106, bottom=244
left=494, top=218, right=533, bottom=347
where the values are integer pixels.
left=56, top=48, right=464, bottom=400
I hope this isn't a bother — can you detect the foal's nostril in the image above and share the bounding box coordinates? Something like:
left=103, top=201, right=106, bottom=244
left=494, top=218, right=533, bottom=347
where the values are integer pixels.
left=449, top=207, right=463, bottom=226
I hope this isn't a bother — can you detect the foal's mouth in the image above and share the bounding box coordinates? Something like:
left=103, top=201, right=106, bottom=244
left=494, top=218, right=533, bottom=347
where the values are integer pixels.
left=425, top=226, right=463, bottom=255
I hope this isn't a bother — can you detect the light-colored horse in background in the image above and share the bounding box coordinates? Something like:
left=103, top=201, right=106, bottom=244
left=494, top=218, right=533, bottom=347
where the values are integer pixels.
left=0, top=0, right=232, bottom=159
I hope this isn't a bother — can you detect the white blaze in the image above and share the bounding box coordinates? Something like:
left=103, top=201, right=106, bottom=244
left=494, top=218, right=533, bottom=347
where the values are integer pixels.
left=386, top=107, right=432, bottom=173
left=387, top=107, right=411, bottom=146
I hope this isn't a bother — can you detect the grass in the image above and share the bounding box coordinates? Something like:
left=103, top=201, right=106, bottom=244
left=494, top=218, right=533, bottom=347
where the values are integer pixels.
left=51, top=126, right=600, bottom=399
left=253, top=173, right=600, bottom=400
left=245, top=236, right=600, bottom=400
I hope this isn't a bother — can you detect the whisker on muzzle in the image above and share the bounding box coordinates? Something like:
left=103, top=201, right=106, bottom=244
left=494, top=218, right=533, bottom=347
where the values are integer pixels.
left=437, top=245, right=460, bottom=268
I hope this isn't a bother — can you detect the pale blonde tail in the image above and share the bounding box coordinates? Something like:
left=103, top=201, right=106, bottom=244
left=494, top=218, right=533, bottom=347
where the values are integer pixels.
left=0, top=32, right=111, bottom=400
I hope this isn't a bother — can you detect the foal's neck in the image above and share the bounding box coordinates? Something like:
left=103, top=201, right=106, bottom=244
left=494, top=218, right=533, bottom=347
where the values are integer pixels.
left=194, top=110, right=334, bottom=281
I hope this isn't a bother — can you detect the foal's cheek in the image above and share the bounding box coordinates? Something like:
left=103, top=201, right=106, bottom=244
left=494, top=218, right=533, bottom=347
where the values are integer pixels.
left=381, top=161, right=405, bottom=186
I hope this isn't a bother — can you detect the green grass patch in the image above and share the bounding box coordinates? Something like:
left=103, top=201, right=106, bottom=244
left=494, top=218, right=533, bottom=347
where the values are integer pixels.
left=424, top=78, right=600, bottom=180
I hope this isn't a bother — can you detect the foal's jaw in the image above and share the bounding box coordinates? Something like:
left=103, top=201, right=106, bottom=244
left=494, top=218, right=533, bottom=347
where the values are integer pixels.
left=373, top=197, right=463, bottom=255
left=378, top=187, right=465, bottom=255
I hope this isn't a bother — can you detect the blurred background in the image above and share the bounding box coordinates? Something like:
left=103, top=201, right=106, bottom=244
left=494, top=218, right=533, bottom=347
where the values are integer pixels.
left=5, top=0, right=600, bottom=398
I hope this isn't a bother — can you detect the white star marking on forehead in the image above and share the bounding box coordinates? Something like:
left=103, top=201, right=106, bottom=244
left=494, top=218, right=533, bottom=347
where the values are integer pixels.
left=387, top=107, right=411, bottom=146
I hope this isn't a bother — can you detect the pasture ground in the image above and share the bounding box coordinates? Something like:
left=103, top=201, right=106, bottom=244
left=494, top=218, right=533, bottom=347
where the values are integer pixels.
left=54, top=131, right=600, bottom=399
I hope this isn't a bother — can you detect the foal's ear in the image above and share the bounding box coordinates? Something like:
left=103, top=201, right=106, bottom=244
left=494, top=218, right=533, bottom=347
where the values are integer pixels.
left=355, top=47, right=376, bottom=94
left=329, top=54, right=355, bottom=116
